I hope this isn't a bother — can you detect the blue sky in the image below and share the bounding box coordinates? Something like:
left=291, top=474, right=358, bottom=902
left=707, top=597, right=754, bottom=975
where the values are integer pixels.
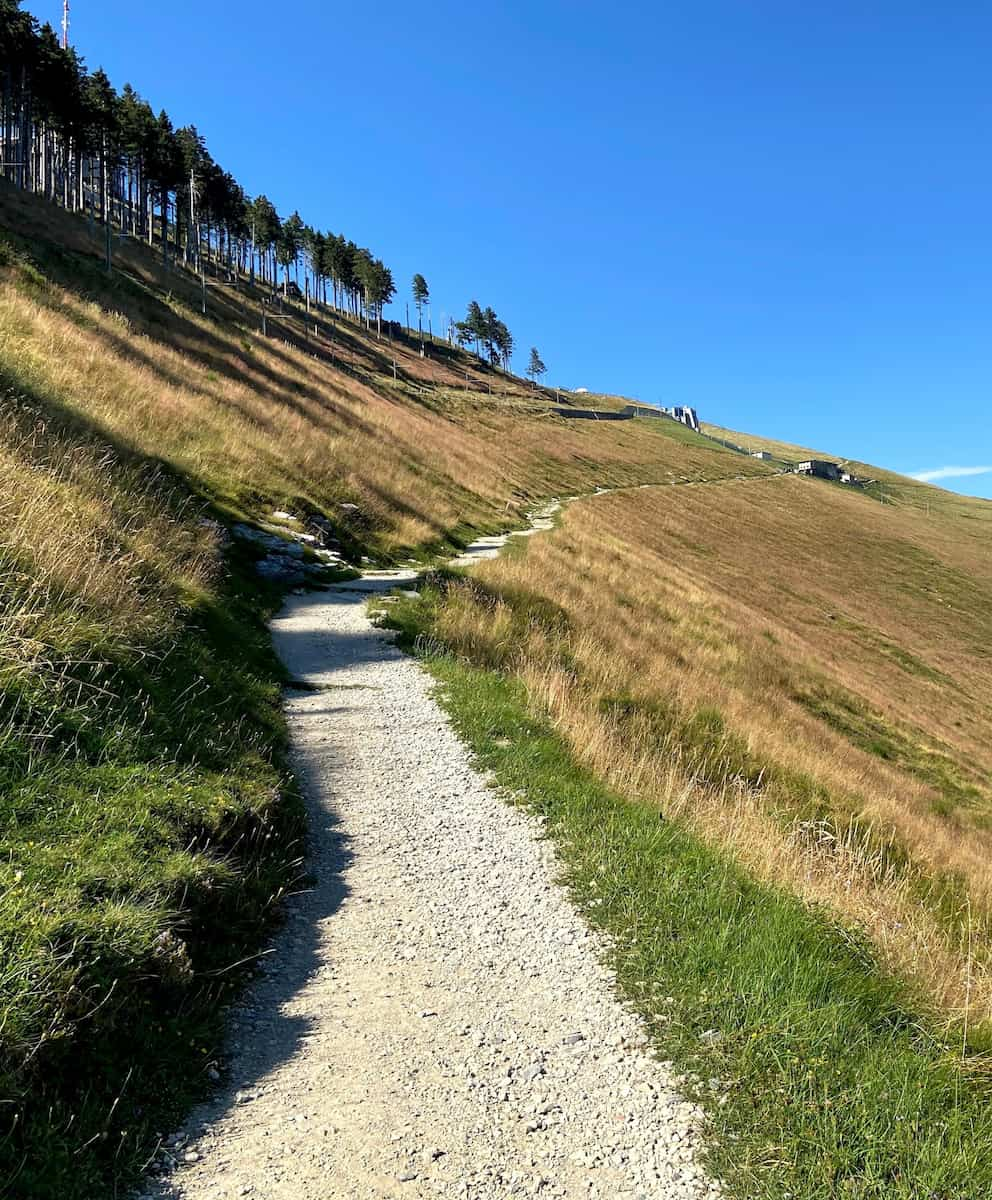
left=34, top=1, right=992, bottom=496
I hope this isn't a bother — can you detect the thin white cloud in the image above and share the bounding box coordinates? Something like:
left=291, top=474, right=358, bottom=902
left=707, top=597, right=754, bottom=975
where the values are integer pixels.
left=910, top=465, right=992, bottom=483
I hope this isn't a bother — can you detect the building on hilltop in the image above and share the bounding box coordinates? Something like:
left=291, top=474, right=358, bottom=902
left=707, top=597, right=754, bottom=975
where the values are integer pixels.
left=751, top=450, right=772, bottom=460
left=620, top=403, right=701, bottom=431
left=796, top=459, right=841, bottom=481
left=796, top=460, right=869, bottom=486
left=562, top=399, right=704, bottom=431
left=663, top=405, right=701, bottom=431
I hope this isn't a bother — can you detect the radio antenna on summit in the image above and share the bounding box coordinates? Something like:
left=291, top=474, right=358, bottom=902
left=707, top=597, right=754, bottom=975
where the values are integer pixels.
left=61, top=0, right=70, bottom=48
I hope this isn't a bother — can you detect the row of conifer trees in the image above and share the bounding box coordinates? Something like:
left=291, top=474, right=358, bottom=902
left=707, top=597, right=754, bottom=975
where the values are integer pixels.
left=0, top=0, right=395, bottom=328
left=0, top=2, right=538, bottom=366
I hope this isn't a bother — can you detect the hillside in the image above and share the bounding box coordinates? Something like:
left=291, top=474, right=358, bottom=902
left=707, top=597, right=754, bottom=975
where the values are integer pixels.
left=0, top=184, right=714, bottom=555
left=385, top=468, right=992, bottom=1197
left=0, top=182, right=769, bottom=1195
left=406, top=470, right=992, bottom=988
left=3, top=180, right=992, bottom=1199
left=705, top=419, right=992, bottom=522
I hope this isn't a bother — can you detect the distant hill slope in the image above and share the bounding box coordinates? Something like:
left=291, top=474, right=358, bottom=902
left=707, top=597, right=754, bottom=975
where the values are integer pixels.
left=704, top=419, right=992, bottom=525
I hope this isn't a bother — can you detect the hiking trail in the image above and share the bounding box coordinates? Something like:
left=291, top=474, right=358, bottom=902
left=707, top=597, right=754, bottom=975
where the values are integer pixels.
left=143, top=494, right=718, bottom=1200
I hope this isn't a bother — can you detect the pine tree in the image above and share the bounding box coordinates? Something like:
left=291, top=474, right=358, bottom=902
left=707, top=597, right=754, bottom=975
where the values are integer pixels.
left=146, top=110, right=182, bottom=266
left=300, top=225, right=322, bottom=307
left=175, top=125, right=209, bottom=266
left=324, top=235, right=350, bottom=311
left=412, top=273, right=429, bottom=350
left=248, top=194, right=279, bottom=286
left=80, top=69, right=119, bottom=227
left=494, top=321, right=513, bottom=370
left=456, top=300, right=486, bottom=357
left=354, top=253, right=394, bottom=337
left=277, top=210, right=304, bottom=295
left=526, top=347, right=546, bottom=386
left=117, top=84, right=157, bottom=237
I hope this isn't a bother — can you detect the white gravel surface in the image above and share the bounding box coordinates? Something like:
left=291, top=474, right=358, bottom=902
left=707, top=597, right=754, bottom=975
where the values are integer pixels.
left=142, top=516, right=718, bottom=1200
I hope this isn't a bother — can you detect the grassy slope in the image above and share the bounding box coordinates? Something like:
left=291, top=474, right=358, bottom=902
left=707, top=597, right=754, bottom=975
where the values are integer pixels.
left=391, top=469, right=992, bottom=1008
left=703, top=418, right=992, bottom=524
left=0, top=183, right=717, bottom=558
left=1, top=555, right=302, bottom=1197
left=0, top=184, right=758, bottom=1195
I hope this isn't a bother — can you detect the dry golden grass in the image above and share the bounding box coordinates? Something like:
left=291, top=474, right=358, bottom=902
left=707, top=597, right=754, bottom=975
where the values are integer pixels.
left=0, top=183, right=755, bottom=561
left=427, top=473, right=992, bottom=1024
left=6, top=180, right=990, bottom=1021
left=0, top=400, right=217, bottom=684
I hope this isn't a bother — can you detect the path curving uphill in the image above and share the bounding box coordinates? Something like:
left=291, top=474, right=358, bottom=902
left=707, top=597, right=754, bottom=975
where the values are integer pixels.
left=143, top=499, right=718, bottom=1200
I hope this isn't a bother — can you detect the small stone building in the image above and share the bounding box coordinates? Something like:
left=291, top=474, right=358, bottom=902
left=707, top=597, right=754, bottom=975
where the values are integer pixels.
left=796, top=459, right=841, bottom=481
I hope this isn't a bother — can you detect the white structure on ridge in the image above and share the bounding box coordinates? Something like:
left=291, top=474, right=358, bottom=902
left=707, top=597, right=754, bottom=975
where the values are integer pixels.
left=660, top=405, right=700, bottom=432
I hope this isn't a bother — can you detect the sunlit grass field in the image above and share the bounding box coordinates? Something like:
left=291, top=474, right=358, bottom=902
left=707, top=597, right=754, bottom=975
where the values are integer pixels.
left=381, top=468, right=992, bottom=1196
left=395, top=473, right=992, bottom=1022
left=0, top=183, right=738, bottom=557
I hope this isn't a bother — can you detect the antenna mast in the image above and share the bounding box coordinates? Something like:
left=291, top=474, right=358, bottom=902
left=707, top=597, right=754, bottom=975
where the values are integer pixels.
left=61, top=0, right=70, bottom=49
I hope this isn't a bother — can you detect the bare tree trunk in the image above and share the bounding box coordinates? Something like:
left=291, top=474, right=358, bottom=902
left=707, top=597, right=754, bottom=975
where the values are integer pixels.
left=19, top=65, right=29, bottom=191
left=100, top=139, right=107, bottom=222
left=125, top=158, right=133, bottom=233
left=2, top=76, right=12, bottom=185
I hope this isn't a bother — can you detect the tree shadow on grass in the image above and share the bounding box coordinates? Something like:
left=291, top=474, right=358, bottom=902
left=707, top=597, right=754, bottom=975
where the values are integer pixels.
left=14, top=254, right=381, bottom=440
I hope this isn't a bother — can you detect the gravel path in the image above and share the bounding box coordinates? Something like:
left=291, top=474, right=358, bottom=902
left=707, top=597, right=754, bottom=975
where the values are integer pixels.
left=142, top=512, right=718, bottom=1200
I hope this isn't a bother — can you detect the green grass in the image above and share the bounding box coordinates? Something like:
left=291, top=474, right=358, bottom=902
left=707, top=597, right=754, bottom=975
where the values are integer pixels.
left=389, top=560, right=992, bottom=1011
left=381, top=599, right=992, bottom=1200
left=795, top=682, right=988, bottom=817
left=0, top=554, right=304, bottom=1198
